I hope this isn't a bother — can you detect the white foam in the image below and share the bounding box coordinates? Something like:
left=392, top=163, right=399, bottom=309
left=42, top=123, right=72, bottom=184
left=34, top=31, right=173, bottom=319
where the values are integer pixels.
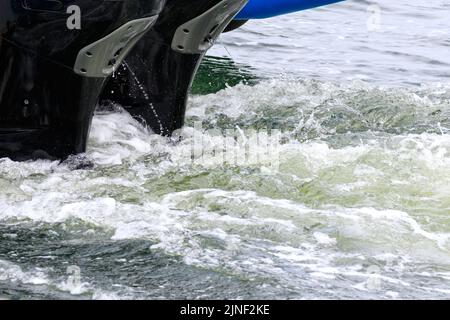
left=0, top=260, right=49, bottom=286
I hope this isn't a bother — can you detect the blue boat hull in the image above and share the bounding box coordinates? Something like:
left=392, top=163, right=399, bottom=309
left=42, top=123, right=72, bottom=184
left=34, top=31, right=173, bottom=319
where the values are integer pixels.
left=236, top=0, right=344, bottom=20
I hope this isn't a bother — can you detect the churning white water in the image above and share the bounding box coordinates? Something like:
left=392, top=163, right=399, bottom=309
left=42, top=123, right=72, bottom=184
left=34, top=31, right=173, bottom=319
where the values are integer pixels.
left=1, top=0, right=450, bottom=299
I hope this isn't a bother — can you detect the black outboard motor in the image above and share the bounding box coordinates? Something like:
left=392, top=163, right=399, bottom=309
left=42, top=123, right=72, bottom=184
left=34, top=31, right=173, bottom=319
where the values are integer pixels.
left=0, top=0, right=164, bottom=160
left=100, top=0, right=248, bottom=136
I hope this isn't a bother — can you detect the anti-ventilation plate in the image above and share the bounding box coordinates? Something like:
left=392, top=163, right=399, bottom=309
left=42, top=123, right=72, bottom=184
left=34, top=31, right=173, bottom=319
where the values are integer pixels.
left=172, top=0, right=248, bottom=54
left=74, top=16, right=158, bottom=78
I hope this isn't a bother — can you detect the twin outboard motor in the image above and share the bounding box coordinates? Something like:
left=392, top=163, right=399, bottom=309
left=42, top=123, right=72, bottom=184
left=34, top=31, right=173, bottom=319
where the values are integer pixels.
left=100, top=0, right=248, bottom=136
left=0, top=0, right=248, bottom=160
left=1, top=0, right=343, bottom=161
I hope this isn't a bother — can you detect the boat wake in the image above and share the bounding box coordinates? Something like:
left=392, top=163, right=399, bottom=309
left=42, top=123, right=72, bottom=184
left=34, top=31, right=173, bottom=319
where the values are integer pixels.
left=1, top=78, right=450, bottom=299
